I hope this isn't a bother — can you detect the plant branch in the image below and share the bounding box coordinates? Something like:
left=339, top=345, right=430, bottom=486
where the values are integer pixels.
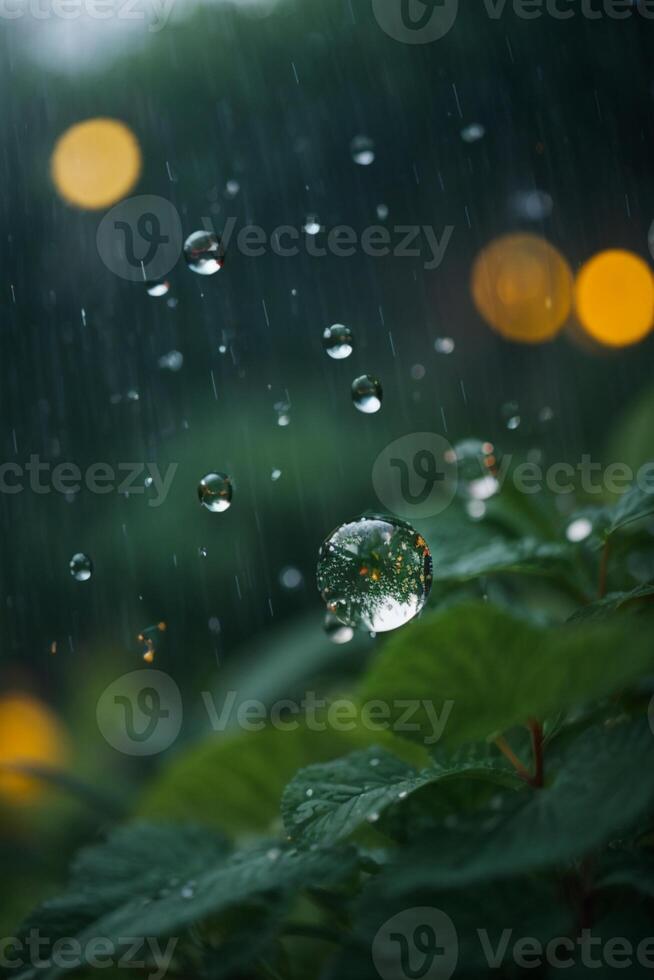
left=493, top=736, right=533, bottom=784
left=528, top=719, right=545, bottom=788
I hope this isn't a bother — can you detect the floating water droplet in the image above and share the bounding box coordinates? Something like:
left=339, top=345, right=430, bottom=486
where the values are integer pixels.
left=198, top=546, right=208, bottom=558
left=434, top=337, right=455, bottom=354
left=198, top=473, right=233, bottom=513
left=461, top=122, right=485, bottom=143
left=184, top=230, right=225, bottom=275
left=566, top=517, right=593, bottom=543
left=538, top=405, right=554, bottom=424
left=271, top=468, right=282, bottom=482
left=502, top=402, right=521, bottom=431
left=225, top=179, right=240, bottom=197
left=323, top=324, right=354, bottom=360
left=445, top=439, right=500, bottom=500
left=144, top=476, right=153, bottom=488
left=158, top=350, right=184, bottom=372
left=351, top=134, right=375, bottom=166
left=69, top=552, right=92, bottom=582
left=352, top=375, right=383, bottom=414
left=180, top=882, right=195, bottom=899
left=280, top=566, right=303, bottom=590
left=410, top=364, right=426, bottom=381
left=208, top=616, right=221, bottom=634
left=305, top=788, right=314, bottom=798
left=147, top=280, right=170, bottom=298
left=511, top=189, right=553, bottom=221
left=304, top=215, right=321, bottom=236
left=317, top=515, right=432, bottom=633
left=323, top=611, right=354, bottom=645
left=376, top=203, right=389, bottom=221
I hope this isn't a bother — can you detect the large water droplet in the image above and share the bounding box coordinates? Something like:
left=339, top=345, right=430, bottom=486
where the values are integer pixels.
left=323, top=324, right=354, bottom=360
left=184, top=231, right=224, bottom=275
left=198, top=473, right=233, bottom=512
left=351, top=134, right=375, bottom=166
left=352, top=375, right=382, bottom=414
left=69, top=552, right=93, bottom=581
left=316, top=515, right=432, bottom=632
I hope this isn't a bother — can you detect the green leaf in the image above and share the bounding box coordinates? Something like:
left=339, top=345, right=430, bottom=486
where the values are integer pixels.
left=597, top=851, right=654, bottom=898
left=572, top=480, right=654, bottom=541
left=137, top=722, right=426, bottom=836
left=377, top=719, right=654, bottom=891
left=360, top=601, right=654, bottom=747
left=568, top=583, right=654, bottom=623
left=19, top=823, right=358, bottom=980
left=282, top=746, right=521, bottom=847
left=433, top=538, right=573, bottom=584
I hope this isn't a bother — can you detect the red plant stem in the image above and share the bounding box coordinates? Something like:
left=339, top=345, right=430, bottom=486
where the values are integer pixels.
left=493, top=736, right=533, bottom=785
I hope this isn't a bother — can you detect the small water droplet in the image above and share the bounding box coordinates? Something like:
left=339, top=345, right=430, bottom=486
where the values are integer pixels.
left=566, top=517, right=593, bottom=543
left=434, top=337, right=455, bottom=354
left=208, top=616, right=221, bottom=634
left=198, top=546, right=208, bottom=558
left=144, top=476, right=153, bottom=488
left=305, top=788, right=314, bottom=798
left=198, top=473, right=233, bottom=513
left=369, top=757, right=380, bottom=768
left=271, top=468, right=282, bottom=482
left=304, top=215, right=321, bottom=236
left=376, top=203, right=389, bottom=221
left=180, top=882, right=195, bottom=899
left=147, top=280, right=170, bottom=298
left=367, top=811, right=380, bottom=823
left=351, top=134, right=375, bottom=166
left=351, top=375, right=383, bottom=414
left=397, top=790, right=408, bottom=800
left=280, top=566, right=303, bottom=590
left=69, top=552, right=92, bottom=582
left=323, top=611, right=354, bottom=645
left=158, top=350, right=184, bottom=372
left=410, top=364, right=426, bottom=381
left=225, top=179, right=240, bottom=197
left=266, top=847, right=281, bottom=862
left=317, top=515, right=432, bottom=632
left=445, top=439, right=500, bottom=501
left=184, top=231, right=225, bottom=275
left=461, top=122, right=485, bottom=143
left=323, top=324, right=354, bottom=360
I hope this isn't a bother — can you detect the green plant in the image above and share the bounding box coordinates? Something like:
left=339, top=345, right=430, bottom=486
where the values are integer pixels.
left=11, top=479, right=654, bottom=980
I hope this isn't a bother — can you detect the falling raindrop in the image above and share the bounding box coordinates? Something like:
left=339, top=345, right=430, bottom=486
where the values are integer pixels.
left=323, top=324, right=354, bottom=360
left=198, top=473, right=233, bottom=513
left=434, top=337, right=455, bottom=354
left=502, top=402, right=521, bottom=430
left=147, top=280, right=170, bottom=298
left=144, top=476, right=153, bottom=489
left=323, top=611, right=354, bottom=645
left=225, top=179, right=240, bottom=197
left=352, top=375, right=383, bottom=414
left=461, top=122, right=485, bottom=143
left=316, top=515, right=432, bottom=632
left=271, top=468, right=282, bottom=482
left=184, top=231, right=225, bottom=275
left=198, top=546, right=208, bottom=558
left=69, top=552, right=93, bottom=582
left=351, top=134, right=375, bottom=166
left=376, top=203, right=389, bottom=221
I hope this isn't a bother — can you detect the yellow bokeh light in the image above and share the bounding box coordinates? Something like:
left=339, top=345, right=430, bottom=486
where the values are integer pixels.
left=51, top=118, right=141, bottom=210
left=471, top=234, right=573, bottom=344
left=0, top=693, right=69, bottom=805
left=574, top=249, right=654, bottom=348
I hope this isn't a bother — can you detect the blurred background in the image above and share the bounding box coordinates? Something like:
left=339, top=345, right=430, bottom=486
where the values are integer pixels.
left=2, top=0, right=654, bottom=935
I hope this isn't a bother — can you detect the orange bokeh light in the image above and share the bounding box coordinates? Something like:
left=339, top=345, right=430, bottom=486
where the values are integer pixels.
left=51, top=118, right=141, bottom=210
left=471, top=234, right=573, bottom=344
left=574, top=249, right=654, bottom=348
